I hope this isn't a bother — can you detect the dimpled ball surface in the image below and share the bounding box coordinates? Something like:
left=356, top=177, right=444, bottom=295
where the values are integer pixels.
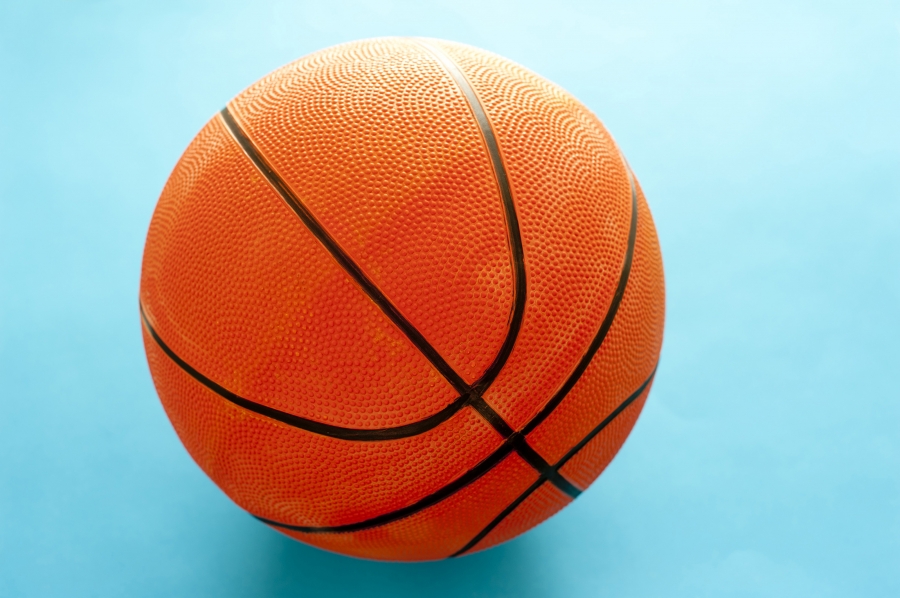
left=139, top=37, right=665, bottom=561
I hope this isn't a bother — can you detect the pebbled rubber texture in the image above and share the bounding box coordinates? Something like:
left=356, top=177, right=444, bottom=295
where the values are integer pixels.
left=140, top=116, right=456, bottom=430
left=523, top=179, right=665, bottom=467
left=467, top=480, right=572, bottom=555
left=434, top=41, right=637, bottom=431
left=144, top=330, right=503, bottom=527
left=140, top=37, right=665, bottom=561
left=227, top=38, right=513, bottom=385
left=275, top=452, right=539, bottom=561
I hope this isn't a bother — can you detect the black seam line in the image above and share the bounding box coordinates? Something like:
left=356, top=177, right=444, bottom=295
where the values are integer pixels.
left=253, top=435, right=521, bottom=534
left=409, top=43, right=639, bottom=507
left=451, top=367, right=657, bottom=557
left=214, top=90, right=636, bottom=534
left=140, top=302, right=479, bottom=441
left=450, top=477, right=548, bottom=558
left=410, top=38, right=527, bottom=395
left=218, top=106, right=469, bottom=396
left=469, top=386, right=579, bottom=502
left=520, top=170, right=639, bottom=437
left=143, top=88, right=528, bottom=443
left=512, top=438, right=581, bottom=499
left=252, top=432, right=581, bottom=536
left=469, top=395, right=514, bottom=438
left=467, top=393, right=576, bottom=497
left=248, top=366, right=651, bottom=537
left=554, top=366, right=656, bottom=471
left=244, top=170, right=640, bottom=533
left=407, top=41, right=562, bottom=502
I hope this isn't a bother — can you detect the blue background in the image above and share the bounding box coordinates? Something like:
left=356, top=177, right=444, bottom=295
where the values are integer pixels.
left=1, top=1, right=898, bottom=596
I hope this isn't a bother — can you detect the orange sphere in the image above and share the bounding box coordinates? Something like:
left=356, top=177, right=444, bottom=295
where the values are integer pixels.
left=140, top=38, right=665, bottom=561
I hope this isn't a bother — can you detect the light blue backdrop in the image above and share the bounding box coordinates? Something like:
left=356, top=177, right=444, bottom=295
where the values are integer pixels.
left=1, top=1, right=897, bottom=596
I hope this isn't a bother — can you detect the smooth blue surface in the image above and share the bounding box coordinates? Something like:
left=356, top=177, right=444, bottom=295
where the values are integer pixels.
left=1, top=1, right=898, bottom=596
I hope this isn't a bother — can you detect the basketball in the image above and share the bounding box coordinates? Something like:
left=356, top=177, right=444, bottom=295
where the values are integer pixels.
left=139, top=37, right=665, bottom=561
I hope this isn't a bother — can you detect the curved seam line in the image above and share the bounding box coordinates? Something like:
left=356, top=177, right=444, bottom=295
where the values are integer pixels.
left=554, top=367, right=656, bottom=471
left=218, top=106, right=469, bottom=396
left=149, top=66, right=639, bottom=532
left=520, top=168, right=639, bottom=437
left=253, top=435, right=520, bottom=533
left=144, top=306, right=576, bottom=498
left=216, top=98, right=527, bottom=442
left=512, top=440, right=581, bottom=499
left=451, top=367, right=656, bottom=557
left=410, top=38, right=527, bottom=394
left=449, top=477, right=548, bottom=558
left=407, top=40, right=576, bottom=496
left=258, top=367, right=654, bottom=541
left=140, top=303, right=476, bottom=441
left=145, top=46, right=531, bottom=442
left=252, top=168, right=641, bottom=533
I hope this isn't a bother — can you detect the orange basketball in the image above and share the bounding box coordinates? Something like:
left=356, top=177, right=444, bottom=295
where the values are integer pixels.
left=140, top=37, right=665, bottom=561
